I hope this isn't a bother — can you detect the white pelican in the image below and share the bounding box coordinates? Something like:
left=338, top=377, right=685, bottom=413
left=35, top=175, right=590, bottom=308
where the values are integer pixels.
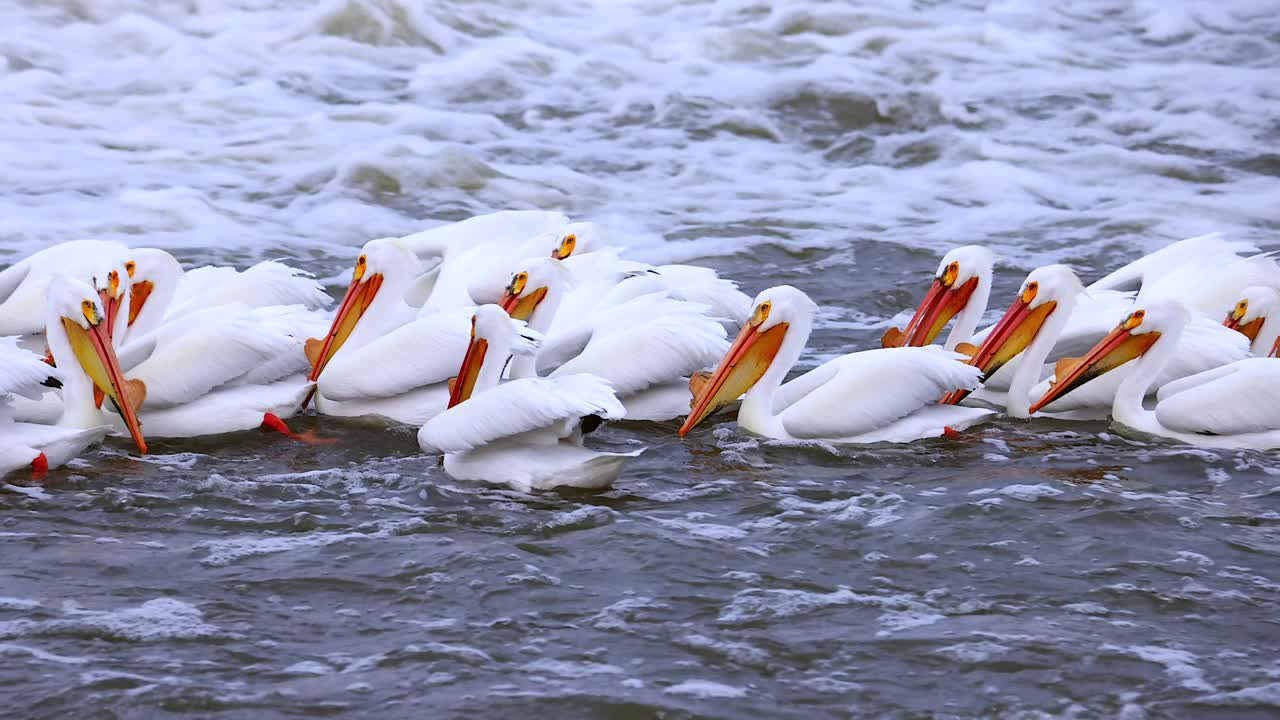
left=110, top=301, right=322, bottom=440
left=883, top=245, right=994, bottom=351
left=1030, top=300, right=1280, bottom=450
left=305, top=237, right=469, bottom=424
left=942, top=265, right=1250, bottom=417
left=891, top=234, right=1275, bottom=358
left=497, top=258, right=730, bottom=421
left=412, top=217, right=605, bottom=311
left=418, top=305, right=639, bottom=492
left=1222, top=287, right=1280, bottom=357
left=0, top=240, right=128, bottom=336
left=2, top=277, right=148, bottom=476
left=679, top=286, right=992, bottom=443
left=120, top=248, right=330, bottom=342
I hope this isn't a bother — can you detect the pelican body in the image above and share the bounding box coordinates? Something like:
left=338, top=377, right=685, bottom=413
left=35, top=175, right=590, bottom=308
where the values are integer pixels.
left=418, top=306, right=640, bottom=492
left=1031, top=301, right=1280, bottom=450
left=681, top=286, right=991, bottom=443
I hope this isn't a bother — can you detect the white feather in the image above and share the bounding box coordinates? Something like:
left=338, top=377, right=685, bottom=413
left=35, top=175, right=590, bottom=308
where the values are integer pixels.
left=1153, top=359, right=1280, bottom=435
left=779, top=347, right=983, bottom=440
left=419, top=374, right=624, bottom=453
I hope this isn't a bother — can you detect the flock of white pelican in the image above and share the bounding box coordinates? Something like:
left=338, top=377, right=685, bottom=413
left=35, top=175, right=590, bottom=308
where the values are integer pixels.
left=3, top=211, right=1279, bottom=491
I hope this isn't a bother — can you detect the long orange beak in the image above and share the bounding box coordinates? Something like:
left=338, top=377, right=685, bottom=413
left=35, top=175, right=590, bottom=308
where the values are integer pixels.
left=500, top=286, right=548, bottom=321
left=99, top=275, right=124, bottom=342
left=1029, top=325, right=1159, bottom=415
left=678, top=321, right=788, bottom=437
left=1270, top=335, right=1280, bottom=358
left=128, top=280, right=154, bottom=327
left=888, top=276, right=979, bottom=348
left=62, top=317, right=147, bottom=454
left=941, top=296, right=1057, bottom=405
left=306, top=273, right=384, bottom=383
left=448, top=336, right=488, bottom=408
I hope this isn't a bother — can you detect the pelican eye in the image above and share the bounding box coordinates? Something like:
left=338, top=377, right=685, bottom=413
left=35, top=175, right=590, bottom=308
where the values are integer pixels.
left=508, top=272, right=529, bottom=296
left=941, top=261, right=959, bottom=287
left=750, top=301, right=772, bottom=327
left=470, top=315, right=477, bottom=339
left=1021, top=281, right=1039, bottom=304
left=353, top=255, right=367, bottom=281
left=81, top=299, right=99, bottom=325
left=1122, top=310, right=1145, bottom=331
left=1232, top=300, right=1248, bottom=321
left=124, top=261, right=136, bottom=277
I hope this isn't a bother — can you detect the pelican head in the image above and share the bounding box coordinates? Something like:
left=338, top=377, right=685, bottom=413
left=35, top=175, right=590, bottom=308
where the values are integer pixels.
left=1030, top=299, right=1188, bottom=414
left=46, top=276, right=147, bottom=453
left=679, top=285, right=815, bottom=436
left=499, top=257, right=570, bottom=322
left=549, top=222, right=608, bottom=260
left=307, top=238, right=415, bottom=383
left=1223, top=286, right=1279, bottom=355
left=886, top=245, right=994, bottom=348
left=122, top=248, right=183, bottom=332
left=941, top=264, right=1081, bottom=405
left=449, top=305, right=541, bottom=408
left=92, top=263, right=130, bottom=343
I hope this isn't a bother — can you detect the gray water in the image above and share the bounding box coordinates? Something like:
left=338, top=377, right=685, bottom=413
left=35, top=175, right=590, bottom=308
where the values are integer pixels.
left=4, top=1, right=1280, bottom=717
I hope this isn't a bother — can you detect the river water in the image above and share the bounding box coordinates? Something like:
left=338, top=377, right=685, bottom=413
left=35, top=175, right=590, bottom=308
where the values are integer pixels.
left=3, top=1, right=1280, bottom=717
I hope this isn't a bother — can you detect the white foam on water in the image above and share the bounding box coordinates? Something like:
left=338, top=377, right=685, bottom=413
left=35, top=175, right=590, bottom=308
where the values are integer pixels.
left=524, top=659, right=625, bottom=678
left=0, top=598, right=223, bottom=642
left=1109, top=644, right=1215, bottom=693
left=196, top=531, right=370, bottom=566
left=1, top=0, right=1274, bottom=274
left=664, top=679, right=748, bottom=699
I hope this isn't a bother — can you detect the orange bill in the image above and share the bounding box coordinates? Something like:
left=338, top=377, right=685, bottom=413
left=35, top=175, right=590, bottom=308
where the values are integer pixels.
left=901, top=276, right=979, bottom=347
left=62, top=317, right=147, bottom=454
left=128, top=280, right=154, bottom=327
left=500, top=286, right=548, bottom=321
left=678, top=321, right=788, bottom=436
left=1029, top=325, right=1159, bottom=414
left=448, top=336, right=488, bottom=408
left=306, top=270, right=384, bottom=384
left=941, top=296, right=1057, bottom=405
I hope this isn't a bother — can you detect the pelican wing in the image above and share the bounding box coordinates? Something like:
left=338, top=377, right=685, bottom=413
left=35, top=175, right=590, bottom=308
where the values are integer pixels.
left=167, top=260, right=330, bottom=319
left=419, top=374, right=624, bottom=453
left=1155, top=359, right=1280, bottom=435
left=779, top=347, right=982, bottom=440
left=317, top=311, right=470, bottom=401
left=1087, top=232, right=1256, bottom=293
left=125, top=304, right=310, bottom=408
left=550, top=312, right=728, bottom=395
left=399, top=211, right=570, bottom=260
left=0, top=337, right=58, bottom=403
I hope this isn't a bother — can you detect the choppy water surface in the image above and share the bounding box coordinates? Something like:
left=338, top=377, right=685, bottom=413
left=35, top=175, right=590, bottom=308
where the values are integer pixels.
left=4, top=1, right=1280, bottom=716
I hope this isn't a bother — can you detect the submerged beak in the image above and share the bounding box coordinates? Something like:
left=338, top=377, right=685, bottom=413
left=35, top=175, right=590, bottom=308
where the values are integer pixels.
left=678, top=320, right=788, bottom=436
left=1029, top=325, right=1159, bottom=415
left=128, top=280, right=154, bottom=327
left=941, top=296, right=1057, bottom=405
left=448, top=336, right=488, bottom=408
left=889, top=276, right=980, bottom=348
left=500, top=286, right=548, bottom=321
left=62, top=316, right=147, bottom=454
left=306, top=273, right=384, bottom=383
